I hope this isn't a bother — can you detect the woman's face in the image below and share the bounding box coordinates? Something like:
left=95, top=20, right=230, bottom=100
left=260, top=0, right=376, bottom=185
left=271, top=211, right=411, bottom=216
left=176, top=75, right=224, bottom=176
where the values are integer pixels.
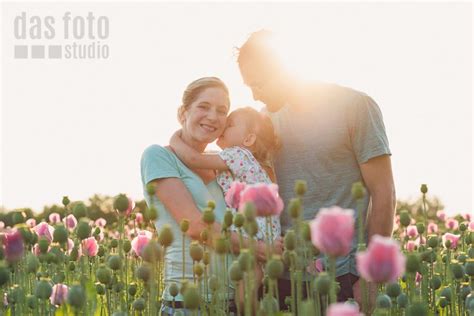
left=182, top=87, right=230, bottom=145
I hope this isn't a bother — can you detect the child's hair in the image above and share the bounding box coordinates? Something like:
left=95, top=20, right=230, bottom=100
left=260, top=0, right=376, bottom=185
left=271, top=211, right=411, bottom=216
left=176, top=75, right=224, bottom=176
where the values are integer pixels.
left=234, top=107, right=280, bottom=182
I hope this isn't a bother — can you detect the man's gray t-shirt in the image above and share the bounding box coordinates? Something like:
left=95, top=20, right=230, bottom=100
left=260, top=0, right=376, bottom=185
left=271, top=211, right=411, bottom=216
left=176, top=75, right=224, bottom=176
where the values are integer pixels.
left=265, top=82, right=391, bottom=277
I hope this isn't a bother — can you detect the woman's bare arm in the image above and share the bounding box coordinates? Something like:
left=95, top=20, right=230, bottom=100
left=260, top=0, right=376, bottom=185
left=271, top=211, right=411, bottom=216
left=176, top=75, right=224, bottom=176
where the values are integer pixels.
left=152, top=177, right=282, bottom=260
left=170, top=130, right=228, bottom=171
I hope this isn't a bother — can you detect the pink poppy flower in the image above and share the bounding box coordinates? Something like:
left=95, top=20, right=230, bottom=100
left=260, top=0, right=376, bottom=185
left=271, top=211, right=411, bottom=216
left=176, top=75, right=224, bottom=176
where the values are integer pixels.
left=327, top=303, right=362, bottom=316
left=34, top=222, right=55, bottom=242
left=25, top=218, right=36, bottom=228
left=131, top=232, right=152, bottom=257
left=356, top=235, right=405, bottom=284
left=310, top=206, right=355, bottom=257
left=415, top=272, right=422, bottom=286
left=3, top=230, right=24, bottom=263
left=95, top=218, right=107, bottom=228
left=124, top=198, right=135, bottom=217
left=48, top=213, right=61, bottom=224
left=50, top=284, right=68, bottom=305
left=405, top=240, right=416, bottom=252
left=469, top=221, right=474, bottom=232
left=406, top=225, right=418, bottom=238
left=462, top=213, right=471, bottom=222
left=427, top=222, right=438, bottom=234
left=239, top=183, right=284, bottom=217
left=82, top=237, right=98, bottom=257
left=135, top=212, right=144, bottom=225
left=436, top=210, right=446, bottom=221
left=225, top=181, right=247, bottom=209
left=445, top=218, right=459, bottom=231
left=442, top=233, right=460, bottom=249
left=63, top=214, right=77, bottom=230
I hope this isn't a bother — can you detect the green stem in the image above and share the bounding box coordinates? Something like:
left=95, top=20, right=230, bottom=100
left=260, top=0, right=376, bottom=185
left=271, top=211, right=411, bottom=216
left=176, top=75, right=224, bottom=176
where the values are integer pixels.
left=328, top=256, right=337, bottom=304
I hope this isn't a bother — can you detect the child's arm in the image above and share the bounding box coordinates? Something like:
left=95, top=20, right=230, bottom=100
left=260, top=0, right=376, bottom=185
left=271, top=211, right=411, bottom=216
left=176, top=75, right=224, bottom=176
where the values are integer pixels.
left=170, top=130, right=229, bottom=171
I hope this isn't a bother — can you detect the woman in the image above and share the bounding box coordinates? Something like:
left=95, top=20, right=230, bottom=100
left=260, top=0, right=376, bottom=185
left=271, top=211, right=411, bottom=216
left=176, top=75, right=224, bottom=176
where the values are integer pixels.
left=141, top=77, right=280, bottom=314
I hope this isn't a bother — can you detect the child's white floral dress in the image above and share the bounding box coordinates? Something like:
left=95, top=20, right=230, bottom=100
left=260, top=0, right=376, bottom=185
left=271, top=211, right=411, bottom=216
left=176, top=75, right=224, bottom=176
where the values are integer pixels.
left=217, top=146, right=281, bottom=240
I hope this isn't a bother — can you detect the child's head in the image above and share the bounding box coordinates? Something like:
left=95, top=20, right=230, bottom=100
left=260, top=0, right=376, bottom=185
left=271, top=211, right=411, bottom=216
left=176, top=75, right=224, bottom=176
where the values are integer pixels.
left=217, top=107, right=279, bottom=164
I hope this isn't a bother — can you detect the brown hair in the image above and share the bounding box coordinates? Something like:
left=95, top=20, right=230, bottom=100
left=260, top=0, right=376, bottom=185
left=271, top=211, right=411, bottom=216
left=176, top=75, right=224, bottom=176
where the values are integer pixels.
left=234, top=107, right=280, bottom=182
left=177, top=77, right=230, bottom=125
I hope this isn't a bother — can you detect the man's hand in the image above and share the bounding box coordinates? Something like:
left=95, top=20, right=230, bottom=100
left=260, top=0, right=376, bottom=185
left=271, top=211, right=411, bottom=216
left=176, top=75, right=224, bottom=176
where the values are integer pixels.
left=255, top=237, right=283, bottom=262
left=169, top=129, right=183, bottom=150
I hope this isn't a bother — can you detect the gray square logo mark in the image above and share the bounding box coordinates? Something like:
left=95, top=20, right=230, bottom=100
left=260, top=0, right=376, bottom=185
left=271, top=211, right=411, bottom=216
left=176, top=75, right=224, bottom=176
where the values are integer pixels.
left=31, top=45, right=45, bottom=59
left=48, top=45, right=62, bottom=59
left=14, top=45, right=28, bottom=59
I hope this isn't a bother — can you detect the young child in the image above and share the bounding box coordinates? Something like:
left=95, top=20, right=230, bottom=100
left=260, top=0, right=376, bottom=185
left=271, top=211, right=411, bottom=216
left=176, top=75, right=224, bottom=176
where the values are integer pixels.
left=170, top=106, right=281, bottom=240
left=170, top=106, right=281, bottom=307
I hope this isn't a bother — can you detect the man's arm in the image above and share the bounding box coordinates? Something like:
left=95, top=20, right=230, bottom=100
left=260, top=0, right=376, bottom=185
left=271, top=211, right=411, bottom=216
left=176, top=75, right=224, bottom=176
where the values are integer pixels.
left=359, top=154, right=396, bottom=240
left=170, top=131, right=228, bottom=171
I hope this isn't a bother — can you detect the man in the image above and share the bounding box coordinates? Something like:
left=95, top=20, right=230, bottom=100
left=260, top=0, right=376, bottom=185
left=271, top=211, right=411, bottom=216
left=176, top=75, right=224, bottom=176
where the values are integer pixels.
left=236, top=30, right=396, bottom=309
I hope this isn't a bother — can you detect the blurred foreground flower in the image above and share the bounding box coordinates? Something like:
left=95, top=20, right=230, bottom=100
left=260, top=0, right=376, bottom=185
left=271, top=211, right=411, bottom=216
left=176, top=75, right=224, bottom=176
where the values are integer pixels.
left=50, top=284, right=68, bottom=306
left=310, top=206, right=354, bottom=257
left=356, top=235, right=405, bottom=283
left=239, top=183, right=284, bottom=217
left=327, top=302, right=362, bottom=316
left=225, top=181, right=246, bottom=209
left=4, top=230, right=24, bottom=263
left=442, top=233, right=460, bottom=249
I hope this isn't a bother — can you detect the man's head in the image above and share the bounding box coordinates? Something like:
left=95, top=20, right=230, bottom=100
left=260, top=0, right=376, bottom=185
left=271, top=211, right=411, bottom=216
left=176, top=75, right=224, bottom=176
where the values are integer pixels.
left=237, top=30, right=290, bottom=112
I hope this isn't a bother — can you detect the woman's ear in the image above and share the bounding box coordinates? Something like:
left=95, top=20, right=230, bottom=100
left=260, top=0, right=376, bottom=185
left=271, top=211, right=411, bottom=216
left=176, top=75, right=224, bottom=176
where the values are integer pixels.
left=243, top=133, right=257, bottom=147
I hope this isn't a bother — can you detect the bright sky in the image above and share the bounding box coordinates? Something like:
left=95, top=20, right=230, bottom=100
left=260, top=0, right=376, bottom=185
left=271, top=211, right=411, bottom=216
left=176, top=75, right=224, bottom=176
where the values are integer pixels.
left=1, top=2, right=472, bottom=215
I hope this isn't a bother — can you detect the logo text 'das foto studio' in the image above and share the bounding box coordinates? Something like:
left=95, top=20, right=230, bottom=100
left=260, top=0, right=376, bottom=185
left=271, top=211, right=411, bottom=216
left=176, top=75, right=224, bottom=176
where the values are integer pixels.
left=14, top=12, right=109, bottom=59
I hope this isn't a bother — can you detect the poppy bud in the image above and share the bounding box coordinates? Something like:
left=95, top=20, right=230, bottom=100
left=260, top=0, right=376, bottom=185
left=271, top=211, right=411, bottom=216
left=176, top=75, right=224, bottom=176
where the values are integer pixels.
left=132, top=298, right=146, bottom=311
left=136, top=265, right=151, bottom=282
left=62, top=196, right=70, bottom=207
left=75, top=220, right=91, bottom=240
left=284, top=230, right=296, bottom=250
left=233, top=213, right=245, bottom=228
left=183, top=285, right=200, bottom=310
left=294, top=180, right=307, bottom=196
left=351, top=182, right=366, bottom=200
left=202, top=208, right=215, bottom=225
left=288, top=198, right=301, bottom=219
left=208, top=275, right=218, bottom=291
left=314, top=272, right=331, bottom=295
left=229, top=261, right=243, bottom=282
left=96, top=266, right=112, bottom=285
left=399, top=210, right=411, bottom=227
left=72, top=203, right=87, bottom=219
left=180, top=219, right=190, bottom=233
left=158, top=225, right=174, bottom=248
left=189, top=242, right=203, bottom=262
left=193, top=263, right=204, bottom=277
left=397, top=293, right=408, bottom=308
left=169, top=283, right=179, bottom=297
left=146, top=183, right=156, bottom=196
left=376, top=294, right=392, bottom=309
left=207, top=200, right=216, bottom=210
left=35, top=279, right=52, bottom=300
left=223, top=210, right=233, bottom=229
left=107, top=255, right=122, bottom=271
left=420, top=184, right=428, bottom=194
left=406, top=253, right=421, bottom=273
left=53, top=225, right=68, bottom=244
left=214, top=237, right=228, bottom=255
left=266, top=256, right=284, bottom=280
left=386, top=283, right=401, bottom=298
left=113, top=194, right=129, bottom=213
